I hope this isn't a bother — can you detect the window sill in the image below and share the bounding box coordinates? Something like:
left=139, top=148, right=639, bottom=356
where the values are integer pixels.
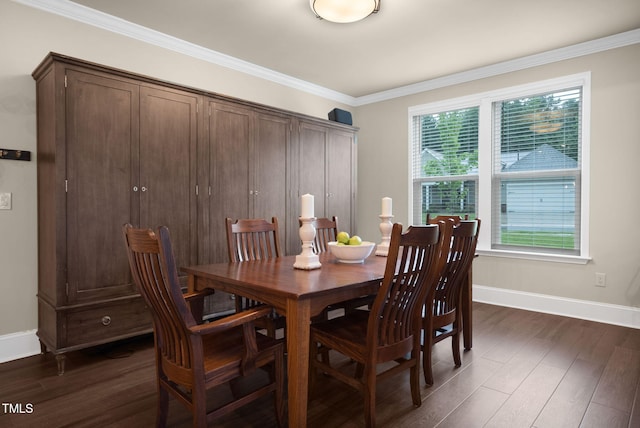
left=476, top=249, right=591, bottom=265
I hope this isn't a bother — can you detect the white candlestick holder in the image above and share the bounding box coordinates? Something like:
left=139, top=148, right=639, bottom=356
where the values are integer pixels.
left=294, top=217, right=322, bottom=270
left=375, top=214, right=394, bottom=256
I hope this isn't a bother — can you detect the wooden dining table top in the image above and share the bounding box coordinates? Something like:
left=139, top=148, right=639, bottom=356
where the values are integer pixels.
left=183, top=253, right=388, bottom=317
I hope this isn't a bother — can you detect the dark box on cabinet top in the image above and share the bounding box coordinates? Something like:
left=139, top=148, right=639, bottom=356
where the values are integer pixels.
left=328, top=108, right=352, bottom=125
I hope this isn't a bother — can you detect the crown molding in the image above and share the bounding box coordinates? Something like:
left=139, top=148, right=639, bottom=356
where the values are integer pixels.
left=354, top=28, right=640, bottom=106
left=14, top=0, right=640, bottom=107
left=14, top=0, right=357, bottom=105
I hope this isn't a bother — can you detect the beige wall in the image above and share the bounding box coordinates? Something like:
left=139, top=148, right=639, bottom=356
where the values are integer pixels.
left=1, top=1, right=638, bottom=339
left=356, top=44, right=640, bottom=308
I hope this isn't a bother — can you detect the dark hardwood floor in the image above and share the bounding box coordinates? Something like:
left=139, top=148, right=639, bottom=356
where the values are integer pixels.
left=2, top=302, right=639, bottom=427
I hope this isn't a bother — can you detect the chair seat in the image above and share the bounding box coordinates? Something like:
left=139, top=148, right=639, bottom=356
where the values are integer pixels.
left=311, top=311, right=370, bottom=360
left=202, top=327, right=282, bottom=378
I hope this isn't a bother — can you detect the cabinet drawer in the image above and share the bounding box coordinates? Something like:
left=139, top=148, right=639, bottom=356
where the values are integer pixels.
left=66, top=299, right=152, bottom=347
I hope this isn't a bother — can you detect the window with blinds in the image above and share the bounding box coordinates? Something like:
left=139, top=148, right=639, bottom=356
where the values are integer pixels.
left=411, top=107, right=479, bottom=224
left=409, top=73, right=589, bottom=261
left=492, top=88, right=582, bottom=255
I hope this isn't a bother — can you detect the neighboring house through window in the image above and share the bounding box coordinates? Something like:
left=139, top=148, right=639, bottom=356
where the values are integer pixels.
left=409, top=73, right=590, bottom=263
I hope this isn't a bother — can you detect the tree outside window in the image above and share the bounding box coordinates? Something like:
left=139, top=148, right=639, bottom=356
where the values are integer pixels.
left=418, top=107, right=478, bottom=221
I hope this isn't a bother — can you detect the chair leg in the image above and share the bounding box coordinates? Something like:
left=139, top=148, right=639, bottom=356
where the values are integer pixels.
left=156, top=386, right=169, bottom=428
left=309, top=340, right=317, bottom=393
left=192, top=384, right=207, bottom=428
left=318, top=340, right=331, bottom=366
left=410, top=364, right=422, bottom=406
left=267, top=322, right=276, bottom=339
left=363, top=364, right=377, bottom=428
left=410, top=350, right=422, bottom=406
left=452, top=329, right=461, bottom=368
left=422, top=334, right=434, bottom=386
left=273, top=348, right=285, bottom=428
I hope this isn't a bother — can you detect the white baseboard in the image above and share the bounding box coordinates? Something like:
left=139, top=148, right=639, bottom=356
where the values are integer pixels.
left=474, top=284, right=640, bottom=329
left=0, top=329, right=41, bottom=364
left=1, top=289, right=638, bottom=364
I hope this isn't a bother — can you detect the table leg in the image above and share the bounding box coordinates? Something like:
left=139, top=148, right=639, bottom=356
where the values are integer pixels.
left=286, top=298, right=311, bottom=428
left=462, top=268, right=472, bottom=350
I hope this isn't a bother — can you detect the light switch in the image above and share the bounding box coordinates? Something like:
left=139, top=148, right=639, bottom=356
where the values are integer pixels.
left=0, top=192, right=12, bottom=210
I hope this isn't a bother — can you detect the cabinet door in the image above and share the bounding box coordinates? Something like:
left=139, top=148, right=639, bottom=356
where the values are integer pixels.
left=326, top=128, right=356, bottom=234
left=297, top=121, right=356, bottom=235
left=65, top=70, right=140, bottom=303
left=207, top=101, right=252, bottom=263
left=298, top=121, right=327, bottom=217
left=253, top=112, right=290, bottom=251
left=139, top=86, right=199, bottom=272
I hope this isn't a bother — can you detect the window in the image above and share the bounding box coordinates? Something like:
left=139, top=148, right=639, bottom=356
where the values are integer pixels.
left=411, top=107, right=479, bottom=223
left=409, top=73, right=590, bottom=262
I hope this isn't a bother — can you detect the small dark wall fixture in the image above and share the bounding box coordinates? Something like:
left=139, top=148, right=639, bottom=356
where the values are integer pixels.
left=0, top=149, right=31, bottom=161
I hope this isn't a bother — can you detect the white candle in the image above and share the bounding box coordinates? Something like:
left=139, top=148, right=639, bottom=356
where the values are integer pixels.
left=381, top=197, right=392, bottom=216
left=301, top=194, right=314, bottom=218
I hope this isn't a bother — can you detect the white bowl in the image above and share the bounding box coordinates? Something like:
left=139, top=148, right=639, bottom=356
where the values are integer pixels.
left=327, top=241, right=376, bottom=263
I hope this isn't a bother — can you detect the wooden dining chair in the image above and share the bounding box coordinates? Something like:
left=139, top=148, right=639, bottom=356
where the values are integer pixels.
left=309, top=216, right=338, bottom=255
left=122, top=224, right=285, bottom=428
left=422, top=219, right=481, bottom=385
left=309, top=222, right=448, bottom=428
left=225, top=217, right=285, bottom=338
left=303, top=216, right=374, bottom=320
left=426, top=213, right=469, bottom=224
left=426, top=213, right=475, bottom=351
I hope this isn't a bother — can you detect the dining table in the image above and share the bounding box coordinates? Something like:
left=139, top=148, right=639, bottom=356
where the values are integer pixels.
left=182, top=252, right=474, bottom=427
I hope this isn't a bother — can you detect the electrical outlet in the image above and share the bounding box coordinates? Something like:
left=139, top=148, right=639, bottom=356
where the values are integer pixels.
left=595, top=272, right=606, bottom=287
left=0, top=192, right=11, bottom=210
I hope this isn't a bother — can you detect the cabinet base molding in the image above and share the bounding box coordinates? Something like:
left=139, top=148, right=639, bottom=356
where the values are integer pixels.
left=37, top=296, right=153, bottom=375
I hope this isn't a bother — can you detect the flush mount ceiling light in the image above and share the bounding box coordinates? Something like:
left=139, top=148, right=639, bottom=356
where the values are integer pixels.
left=310, top=0, right=380, bottom=23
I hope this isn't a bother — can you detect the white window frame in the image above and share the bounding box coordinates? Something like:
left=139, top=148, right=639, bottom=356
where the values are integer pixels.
left=409, top=72, right=591, bottom=264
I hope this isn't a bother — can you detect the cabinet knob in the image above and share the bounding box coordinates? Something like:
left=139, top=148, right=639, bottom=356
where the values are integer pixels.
left=101, top=315, right=112, bottom=326
left=141, top=186, right=147, bottom=192
left=133, top=186, right=138, bottom=192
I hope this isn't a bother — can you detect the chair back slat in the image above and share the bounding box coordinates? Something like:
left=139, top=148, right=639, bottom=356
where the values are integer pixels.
left=226, top=217, right=281, bottom=262
left=305, top=216, right=338, bottom=254
left=370, top=223, right=448, bottom=348
left=123, top=225, right=196, bottom=372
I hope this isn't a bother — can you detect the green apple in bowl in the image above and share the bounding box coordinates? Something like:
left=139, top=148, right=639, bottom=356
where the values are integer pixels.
left=336, top=231, right=350, bottom=244
left=348, top=235, right=362, bottom=246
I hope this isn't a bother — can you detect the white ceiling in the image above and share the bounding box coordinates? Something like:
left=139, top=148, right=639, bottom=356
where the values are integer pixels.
left=65, top=0, right=640, bottom=99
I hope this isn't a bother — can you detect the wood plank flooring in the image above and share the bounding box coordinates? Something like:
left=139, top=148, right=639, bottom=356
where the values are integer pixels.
left=1, top=302, right=639, bottom=427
